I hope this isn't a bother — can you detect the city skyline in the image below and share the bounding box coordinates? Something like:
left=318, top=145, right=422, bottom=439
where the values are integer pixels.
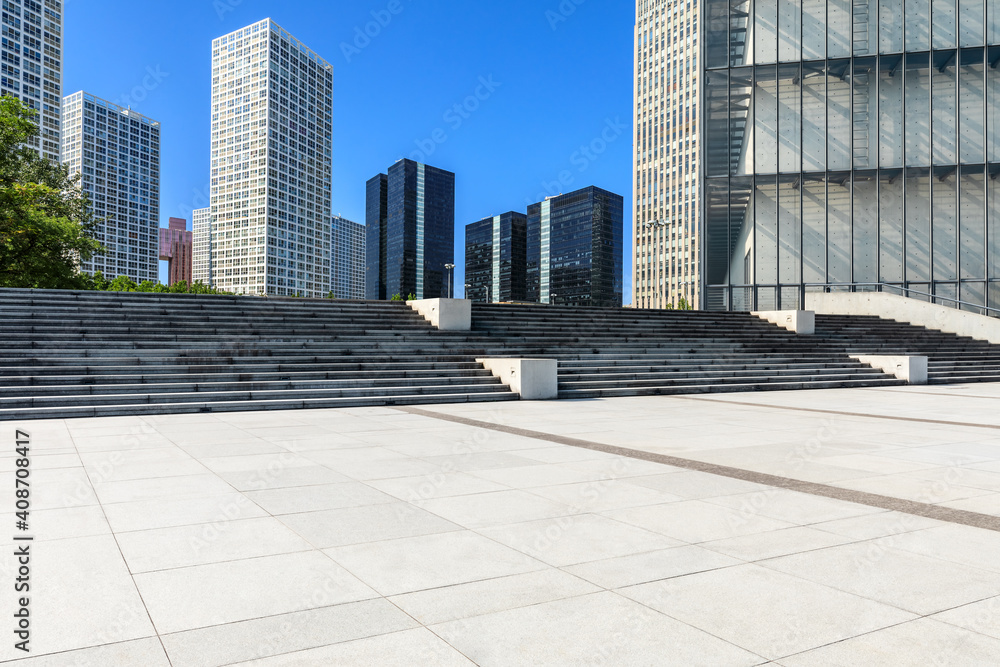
left=60, top=1, right=634, bottom=299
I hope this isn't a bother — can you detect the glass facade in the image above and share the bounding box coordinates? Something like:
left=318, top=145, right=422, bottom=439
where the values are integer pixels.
left=464, top=212, right=528, bottom=303
left=61, top=92, right=160, bottom=283
left=704, top=0, right=1000, bottom=312
left=527, top=187, right=625, bottom=307
left=1, top=0, right=62, bottom=162
left=365, top=173, right=388, bottom=300
left=366, top=159, right=455, bottom=300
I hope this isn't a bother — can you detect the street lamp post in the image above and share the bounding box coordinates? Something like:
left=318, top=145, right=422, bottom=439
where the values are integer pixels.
left=444, top=263, right=455, bottom=298
left=464, top=283, right=472, bottom=300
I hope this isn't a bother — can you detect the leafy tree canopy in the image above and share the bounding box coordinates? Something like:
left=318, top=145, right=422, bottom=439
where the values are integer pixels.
left=0, top=96, right=104, bottom=289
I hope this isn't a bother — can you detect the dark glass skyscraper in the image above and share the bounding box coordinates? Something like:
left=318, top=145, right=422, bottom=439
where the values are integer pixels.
left=464, top=212, right=528, bottom=303
left=527, top=187, right=624, bottom=307
left=365, top=160, right=456, bottom=300
left=365, top=174, right=388, bottom=300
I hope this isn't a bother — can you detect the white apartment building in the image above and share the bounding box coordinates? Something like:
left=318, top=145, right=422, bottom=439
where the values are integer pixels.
left=61, top=91, right=161, bottom=283
left=0, top=0, right=63, bottom=161
left=633, top=0, right=700, bottom=309
left=192, top=207, right=211, bottom=285
left=331, top=215, right=365, bottom=299
left=210, top=19, right=333, bottom=297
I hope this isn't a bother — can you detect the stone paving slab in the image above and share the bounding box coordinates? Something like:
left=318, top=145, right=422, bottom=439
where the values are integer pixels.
left=1, top=385, right=1000, bottom=664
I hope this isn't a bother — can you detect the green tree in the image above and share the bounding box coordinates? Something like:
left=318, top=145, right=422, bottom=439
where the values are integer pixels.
left=0, top=97, right=104, bottom=289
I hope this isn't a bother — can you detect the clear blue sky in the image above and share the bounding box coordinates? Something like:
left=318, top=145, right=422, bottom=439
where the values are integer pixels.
left=64, top=0, right=635, bottom=301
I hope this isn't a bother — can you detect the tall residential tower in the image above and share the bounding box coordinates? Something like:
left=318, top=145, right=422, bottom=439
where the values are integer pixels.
left=209, top=19, right=333, bottom=297
left=633, top=0, right=701, bottom=309
left=1, top=0, right=63, bottom=162
left=331, top=215, right=365, bottom=299
left=61, top=91, right=160, bottom=283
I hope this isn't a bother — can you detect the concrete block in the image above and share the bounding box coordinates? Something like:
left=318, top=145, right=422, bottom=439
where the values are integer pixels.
left=476, top=358, right=558, bottom=400
left=851, top=355, right=928, bottom=385
left=407, top=299, right=471, bottom=331
left=753, top=310, right=816, bottom=335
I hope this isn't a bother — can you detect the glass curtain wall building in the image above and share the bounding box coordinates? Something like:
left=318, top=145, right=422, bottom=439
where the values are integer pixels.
left=527, top=186, right=625, bottom=307
left=331, top=215, right=365, bottom=299
left=210, top=19, right=333, bottom=297
left=464, top=212, right=528, bottom=303
left=61, top=91, right=160, bottom=283
left=1, top=0, right=63, bottom=162
left=703, top=0, right=1000, bottom=312
left=365, top=159, right=455, bottom=300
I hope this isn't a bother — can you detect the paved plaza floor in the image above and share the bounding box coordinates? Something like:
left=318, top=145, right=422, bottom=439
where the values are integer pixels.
left=3, top=384, right=1000, bottom=665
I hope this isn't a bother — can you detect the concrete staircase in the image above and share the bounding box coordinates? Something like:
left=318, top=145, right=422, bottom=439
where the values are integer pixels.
left=5, top=290, right=999, bottom=420
left=813, top=314, right=1000, bottom=385
left=0, top=290, right=516, bottom=420
left=470, top=304, right=904, bottom=399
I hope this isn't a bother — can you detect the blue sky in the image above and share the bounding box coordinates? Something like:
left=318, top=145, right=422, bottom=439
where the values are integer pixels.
left=63, top=0, right=635, bottom=300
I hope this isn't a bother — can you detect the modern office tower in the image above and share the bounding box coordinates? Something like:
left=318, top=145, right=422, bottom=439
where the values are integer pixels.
left=159, top=218, right=193, bottom=286
left=365, top=159, right=455, bottom=300
left=365, top=173, right=388, bottom=300
left=209, top=19, right=333, bottom=297
left=331, top=215, right=365, bottom=299
left=464, top=212, right=528, bottom=303
left=527, top=186, right=624, bottom=307
left=703, top=1, right=1000, bottom=313
left=61, top=91, right=160, bottom=283
left=192, top=207, right=211, bottom=285
left=1, top=0, right=63, bottom=162
left=633, top=0, right=701, bottom=309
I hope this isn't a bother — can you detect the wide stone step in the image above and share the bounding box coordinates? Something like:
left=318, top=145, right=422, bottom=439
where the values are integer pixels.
left=0, top=390, right=520, bottom=421
left=559, top=370, right=893, bottom=391
left=0, top=382, right=512, bottom=409
left=559, top=377, right=906, bottom=399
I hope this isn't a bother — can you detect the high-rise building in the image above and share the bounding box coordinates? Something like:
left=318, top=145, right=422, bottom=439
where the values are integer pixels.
left=331, top=215, right=365, bottom=299
left=159, top=218, right=193, bottom=286
left=192, top=207, right=211, bottom=286
left=633, top=0, right=701, bottom=309
left=464, top=212, right=528, bottom=303
left=61, top=91, right=160, bottom=283
left=702, top=0, right=1000, bottom=313
left=527, top=186, right=624, bottom=307
left=365, top=174, right=388, bottom=300
left=209, top=19, right=333, bottom=297
left=1, top=0, right=63, bottom=162
left=365, top=159, right=455, bottom=300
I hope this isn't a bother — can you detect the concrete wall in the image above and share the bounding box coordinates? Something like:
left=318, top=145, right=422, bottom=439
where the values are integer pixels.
left=806, top=292, right=1000, bottom=345
left=753, top=310, right=815, bottom=334
left=477, top=358, right=558, bottom=400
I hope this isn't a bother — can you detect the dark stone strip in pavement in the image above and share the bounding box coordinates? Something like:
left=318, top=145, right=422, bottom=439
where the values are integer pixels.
left=398, top=406, right=1000, bottom=533
left=673, top=395, right=1000, bottom=431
